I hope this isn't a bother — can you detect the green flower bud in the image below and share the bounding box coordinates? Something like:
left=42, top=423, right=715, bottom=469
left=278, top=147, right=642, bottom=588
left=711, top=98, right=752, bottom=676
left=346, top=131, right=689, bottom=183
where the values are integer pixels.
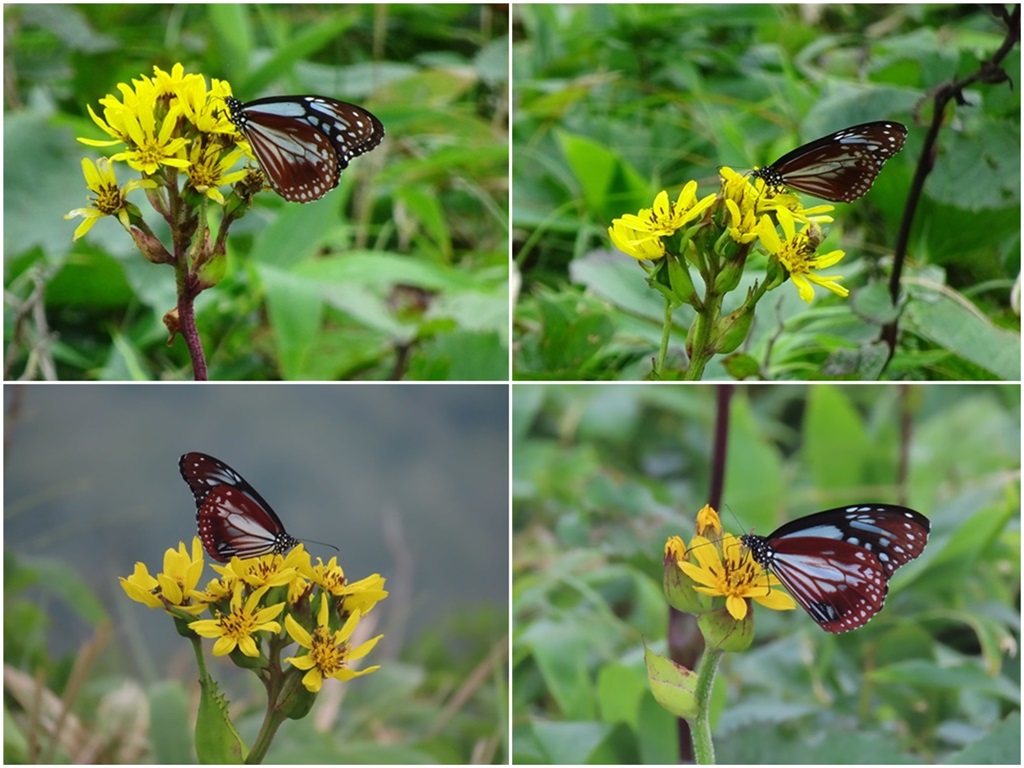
left=713, top=303, right=755, bottom=354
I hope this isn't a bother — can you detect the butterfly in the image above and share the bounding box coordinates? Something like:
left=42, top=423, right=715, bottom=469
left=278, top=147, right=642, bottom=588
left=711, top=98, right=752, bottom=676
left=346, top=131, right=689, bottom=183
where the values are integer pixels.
left=740, top=504, right=930, bottom=633
left=225, top=94, right=384, bottom=203
left=179, top=451, right=299, bottom=562
left=750, top=121, right=908, bottom=203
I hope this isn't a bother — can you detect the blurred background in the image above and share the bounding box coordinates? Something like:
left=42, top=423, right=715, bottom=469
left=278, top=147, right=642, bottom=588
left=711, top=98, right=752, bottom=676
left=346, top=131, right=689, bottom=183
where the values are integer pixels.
left=4, top=3, right=509, bottom=380
left=512, top=383, right=1020, bottom=763
left=5, top=383, right=509, bottom=762
left=511, top=5, right=1020, bottom=380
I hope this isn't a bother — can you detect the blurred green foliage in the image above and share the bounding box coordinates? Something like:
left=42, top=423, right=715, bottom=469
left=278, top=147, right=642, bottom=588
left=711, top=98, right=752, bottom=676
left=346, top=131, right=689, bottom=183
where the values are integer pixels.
left=4, top=4, right=509, bottom=380
left=512, top=384, right=1020, bottom=763
left=512, top=5, right=1020, bottom=380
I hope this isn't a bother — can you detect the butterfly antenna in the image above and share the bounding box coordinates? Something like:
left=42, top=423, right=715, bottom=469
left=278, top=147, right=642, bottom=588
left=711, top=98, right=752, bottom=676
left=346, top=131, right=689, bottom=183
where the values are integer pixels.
left=721, top=503, right=747, bottom=533
left=296, top=537, right=339, bottom=554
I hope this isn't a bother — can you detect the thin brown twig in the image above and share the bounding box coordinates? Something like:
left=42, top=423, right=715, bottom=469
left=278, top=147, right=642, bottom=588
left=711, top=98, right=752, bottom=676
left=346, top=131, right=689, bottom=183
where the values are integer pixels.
left=879, top=5, right=1021, bottom=366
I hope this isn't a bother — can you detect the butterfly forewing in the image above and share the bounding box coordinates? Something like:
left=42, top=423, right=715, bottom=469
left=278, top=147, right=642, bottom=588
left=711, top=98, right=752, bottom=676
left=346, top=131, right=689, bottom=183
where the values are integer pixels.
left=752, top=121, right=907, bottom=203
left=226, top=95, right=384, bottom=203
left=179, top=452, right=248, bottom=506
left=741, top=504, right=929, bottom=633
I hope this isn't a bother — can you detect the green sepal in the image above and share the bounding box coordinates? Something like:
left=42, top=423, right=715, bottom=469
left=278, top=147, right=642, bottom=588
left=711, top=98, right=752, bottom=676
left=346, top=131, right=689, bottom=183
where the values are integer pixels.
left=663, top=552, right=710, bottom=614
left=646, top=259, right=683, bottom=307
left=667, top=253, right=698, bottom=306
left=763, top=255, right=787, bottom=291
left=172, top=614, right=196, bottom=638
left=712, top=257, right=744, bottom=294
left=697, top=605, right=754, bottom=652
left=280, top=670, right=318, bottom=720
left=713, top=302, right=755, bottom=354
left=197, top=249, right=226, bottom=288
left=229, top=644, right=267, bottom=671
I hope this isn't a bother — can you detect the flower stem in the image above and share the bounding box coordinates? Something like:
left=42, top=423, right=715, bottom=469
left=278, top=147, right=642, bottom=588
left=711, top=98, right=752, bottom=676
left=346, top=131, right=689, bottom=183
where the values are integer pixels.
left=175, top=265, right=208, bottom=381
left=691, top=648, right=723, bottom=764
left=246, top=704, right=288, bottom=764
left=655, top=297, right=673, bottom=378
left=684, top=290, right=723, bottom=380
left=247, top=639, right=303, bottom=763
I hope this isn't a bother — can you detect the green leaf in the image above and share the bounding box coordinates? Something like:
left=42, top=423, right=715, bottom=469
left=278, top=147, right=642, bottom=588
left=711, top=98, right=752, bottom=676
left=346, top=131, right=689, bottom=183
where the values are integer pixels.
left=195, top=673, right=247, bottom=764
left=596, top=663, right=645, bottom=728
left=723, top=394, right=784, bottom=526
left=531, top=720, right=617, bottom=764
left=257, top=264, right=324, bottom=379
left=535, top=297, right=614, bottom=374
left=904, top=288, right=1020, bottom=380
left=555, top=130, right=651, bottom=220
left=643, top=642, right=698, bottom=719
left=803, top=385, right=870, bottom=489
left=947, top=712, right=1020, bottom=764
left=522, top=620, right=597, bottom=720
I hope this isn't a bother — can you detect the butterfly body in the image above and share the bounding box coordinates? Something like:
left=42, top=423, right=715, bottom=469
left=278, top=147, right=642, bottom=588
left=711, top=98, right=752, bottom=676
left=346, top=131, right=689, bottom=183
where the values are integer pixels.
left=741, top=504, right=929, bottom=632
left=179, top=452, right=298, bottom=561
left=226, top=94, right=384, bottom=203
left=750, top=121, right=907, bottom=203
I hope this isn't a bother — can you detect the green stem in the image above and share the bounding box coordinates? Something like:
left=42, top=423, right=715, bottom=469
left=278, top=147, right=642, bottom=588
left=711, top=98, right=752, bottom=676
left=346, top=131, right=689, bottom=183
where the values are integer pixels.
left=691, top=648, right=723, bottom=764
left=684, top=290, right=723, bottom=381
left=189, top=634, right=210, bottom=679
left=655, top=297, right=673, bottom=378
left=246, top=638, right=303, bottom=764
left=246, top=703, right=289, bottom=765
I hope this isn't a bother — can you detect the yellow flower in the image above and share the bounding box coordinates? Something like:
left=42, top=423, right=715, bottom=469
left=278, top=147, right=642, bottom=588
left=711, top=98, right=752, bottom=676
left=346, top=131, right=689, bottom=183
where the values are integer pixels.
left=185, top=140, right=247, bottom=205
left=119, top=538, right=209, bottom=615
left=80, top=74, right=191, bottom=174
left=120, top=562, right=162, bottom=609
left=284, top=594, right=382, bottom=693
left=224, top=545, right=303, bottom=588
left=63, top=157, right=156, bottom=240
left=695, top=504, right=722, bottom=538
left=758, top=207, right=849, bottom=303
left=188, top=584, right=285, bottom=657
left=608, top=182, right=717, bottom=261
left=300, top=555, right=389, bottom=615
left=679, top=532, right=795, bottom=621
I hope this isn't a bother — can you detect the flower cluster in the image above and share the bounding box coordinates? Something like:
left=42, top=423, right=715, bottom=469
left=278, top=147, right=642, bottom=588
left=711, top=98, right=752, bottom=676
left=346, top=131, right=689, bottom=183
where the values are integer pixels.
left=65, top=63, right=252, bottom=242
left=609, top=169, right=845, bottom=304
left=608, top=168, right=849, bottom=378
left=121, top=538, right=387, bottom=692
left=646, top=504, right=797, bottom=729
left=663, top=505, right=794, bottom=648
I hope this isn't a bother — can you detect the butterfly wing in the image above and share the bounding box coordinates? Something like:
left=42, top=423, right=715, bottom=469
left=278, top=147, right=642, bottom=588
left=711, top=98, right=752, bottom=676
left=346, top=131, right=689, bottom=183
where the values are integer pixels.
left=227, top=95, right=384, bottom=203
left=744, top=504, right=930, bottom=633
left=179, top=452, right=295, bottom=562
left=755, top=121, right=907, bottom=203
left=760, top=536, right=890, bottom=632
left=765, top=504, right=930, bottom=576
left=197, top=486, right=297, bottom=562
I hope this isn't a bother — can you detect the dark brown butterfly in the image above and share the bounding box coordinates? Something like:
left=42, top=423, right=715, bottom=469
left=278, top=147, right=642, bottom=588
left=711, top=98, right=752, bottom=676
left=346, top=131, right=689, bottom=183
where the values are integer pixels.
left=741, top=504, right=929, bottom=632
left=226, top=95, right=384, bottom=203
left=751, top=121, right=907, bottom=203
left=179, top=451, right=301, bottom=562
